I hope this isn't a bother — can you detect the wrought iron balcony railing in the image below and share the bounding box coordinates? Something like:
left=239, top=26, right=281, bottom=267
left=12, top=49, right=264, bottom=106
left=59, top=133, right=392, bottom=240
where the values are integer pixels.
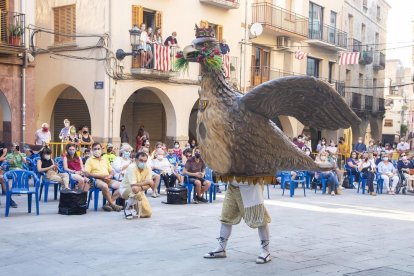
left=0, top=10, right=25, bottom=48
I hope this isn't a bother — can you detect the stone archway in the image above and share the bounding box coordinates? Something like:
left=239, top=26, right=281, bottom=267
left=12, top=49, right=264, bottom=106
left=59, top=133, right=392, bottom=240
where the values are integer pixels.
left=0, top=90, right=11, bottom=144
left=120, top=87, right=177, bottom=149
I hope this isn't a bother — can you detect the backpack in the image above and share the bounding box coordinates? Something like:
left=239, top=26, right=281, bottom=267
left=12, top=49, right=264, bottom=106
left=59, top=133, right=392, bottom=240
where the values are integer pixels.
left=58, top=190, right=88, bottom=215
left=342, top=176, right=352, bottom=189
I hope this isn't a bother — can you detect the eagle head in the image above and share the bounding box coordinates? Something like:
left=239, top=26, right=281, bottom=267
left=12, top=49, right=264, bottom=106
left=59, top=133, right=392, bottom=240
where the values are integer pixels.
left=182, top=24, right=221, bottom=63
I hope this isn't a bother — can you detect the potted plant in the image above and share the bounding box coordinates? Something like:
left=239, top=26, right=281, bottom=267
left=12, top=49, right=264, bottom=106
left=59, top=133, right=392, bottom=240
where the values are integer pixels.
left=8, top=24, right=23, bottom=46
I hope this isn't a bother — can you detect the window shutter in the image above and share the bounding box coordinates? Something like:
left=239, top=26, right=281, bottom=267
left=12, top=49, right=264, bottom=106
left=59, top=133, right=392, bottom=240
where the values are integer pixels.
left=200, top=20, right=209, bottom=28
left=216, top=25, right=223, bottom=41
left=53, top=5, right=76, bottom=44
left=132, top=5, right=143, bottom=27
left=155, top=11, right=162, bottom=29
left=0, top=0, right=8, bottom=43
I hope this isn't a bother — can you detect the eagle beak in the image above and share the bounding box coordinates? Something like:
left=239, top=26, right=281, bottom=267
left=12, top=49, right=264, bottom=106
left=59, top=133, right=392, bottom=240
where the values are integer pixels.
left=183, top=45, right=199, bottom=62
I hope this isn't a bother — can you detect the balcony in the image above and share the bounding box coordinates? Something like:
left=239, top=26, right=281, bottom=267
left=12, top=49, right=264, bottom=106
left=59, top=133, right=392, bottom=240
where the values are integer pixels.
left=252, top=2, right=308, bottom=39
left=131, top=45, right=180, bottom=79
left=0, top=10, right=25, bottom=54
left=365, top=95, right=373, bottom=111
left=306, top=23, right=347, bottom=50
left=250, top=67, right=345, bottom=95
left=199, top=0, right=239, bottom=9
left=373, top=52, right=385, bottom=70
left=359, top=48, right=373, bottom=65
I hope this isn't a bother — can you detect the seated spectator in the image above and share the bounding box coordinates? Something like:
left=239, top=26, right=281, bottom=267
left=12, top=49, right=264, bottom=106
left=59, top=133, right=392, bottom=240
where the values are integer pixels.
left=6, top=143, right=26, bottom=170
left=375, top=151, right=386, bottom=166
left=182, top=148, right=193, bottom=165
left=152, top=149, right=177, bottom=189
left=166, top=148, right=183, bottom=184
left=326, top=140, right=337, bottom=155
left=353, top=137, right=367, bottom=156
left=377, top=156, right=399, bottom=195
left=79, top=126, right=94, bottom=151
left=67, top=126, right=80, bottom=144
left=303, top=148, right=314, bottom=160
left=294, top=135, right=305, bottom=150
left=63, top=144, right=90, bottom=192
left=384, top=143, right=393, bottom=156
left=37, top=147, right=70, bottom=191
left=141, top=147, right=160, bottom=198
left=397, top=138, right=410, bottom=154
left=112, top=144, right=133, bottom=181
left=164, top=31, right=178, bottom=47
left=0, top=141, right=7, bottom=195
left=391, top=144, right=399, bottom=163
left=315, top=151, right=341, bottom=195
left=359, top=153, right=376, bottom=196
left=151, top=142, right=164, bottom=159
left=316, top=138, right=326, bottom=153
left=103, top=143, right=117, bottom=165
left=172, top=141, right=183, bottom=161
left=184, top=142, right=191, bottom=150
left=82, top=149, right=91, bottom=164
left=190, top=139, right=197, bottom=149
left=183, top=147, right=211, bottom=203
left=120, top=151, right=153, bottom=219
left=397, top=154, right=414, bottom=192
left=84, top=142, right=122, bottom=211
left=347, top=151, right=360, bottom=187
left=367, top=140, right=376, bottom=153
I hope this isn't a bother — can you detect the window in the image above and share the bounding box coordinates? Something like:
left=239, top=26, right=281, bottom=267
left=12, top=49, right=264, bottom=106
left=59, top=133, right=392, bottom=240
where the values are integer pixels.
left=328, top=61, right=335, bottom=83
left=132, top=6, right=162, bottom=29
left=53, top=4, right=76, bottom=44
left=359, top=73, right=363, bottom=89
left=306, top=57, right=320, bottom=77
left=309, top=2, right=324, bottom=40
left=328, top=11, right=337, bottom=44
left=375, top=32, right=379, bottom=50
left=377, top=5, right=381, bottom=21
left=384, top=119, right=393, bottom=127
left=0, top=0, right=8, bottom=43
left=200, top=20, right=223, bottom=41
left=251, top=45, right=270, bottom=86
left=362, top=0, right=368, bottom=12
left=361, top=23, right=366, bottom=45
left=348, top=14, right=354, bottom=38
left=346, top=69, right=351, bottom=86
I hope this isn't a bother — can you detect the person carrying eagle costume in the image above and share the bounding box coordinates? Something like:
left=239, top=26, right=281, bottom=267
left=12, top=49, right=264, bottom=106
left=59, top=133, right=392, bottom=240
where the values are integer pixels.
left=174, top=25, right=360, bottom=264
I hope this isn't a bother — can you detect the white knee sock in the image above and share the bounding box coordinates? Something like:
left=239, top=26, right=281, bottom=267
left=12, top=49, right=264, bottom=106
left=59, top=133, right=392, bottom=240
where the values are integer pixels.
left=258, top=225, right=270, bottom=257
left=213, top=223, right=232, bottom=252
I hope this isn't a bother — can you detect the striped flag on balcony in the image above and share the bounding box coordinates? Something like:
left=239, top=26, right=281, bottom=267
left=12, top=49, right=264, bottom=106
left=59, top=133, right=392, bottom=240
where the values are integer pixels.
left=153, top=44, right=171, bottom=71
left=294, top=51, right=307, bottom=60
left=222, top=54, right=230, bottom=78
left=339, top=52, right=360, bottom=65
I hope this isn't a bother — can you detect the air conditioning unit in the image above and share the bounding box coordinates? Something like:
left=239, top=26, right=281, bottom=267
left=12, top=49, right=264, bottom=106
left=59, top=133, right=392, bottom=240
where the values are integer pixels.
left=276, top=36, right=291, bottom=49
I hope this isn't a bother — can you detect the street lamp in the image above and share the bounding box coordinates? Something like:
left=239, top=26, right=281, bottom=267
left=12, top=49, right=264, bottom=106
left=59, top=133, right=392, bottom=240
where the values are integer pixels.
left=115, top=25, right=142, bottom=60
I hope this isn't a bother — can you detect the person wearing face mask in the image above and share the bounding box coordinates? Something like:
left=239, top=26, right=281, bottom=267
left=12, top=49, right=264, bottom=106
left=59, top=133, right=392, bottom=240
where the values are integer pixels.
left=316, top=138, right=327, bottom=153
left=112, top=144, right=133, bottom=181
left=183, top=147, right=211, bottom=203
left=182, top=148, right=193, bottom=165
left=346, top=151, right=360, bottom=187
left=397, top=138, right=410, bottom=154
left=353, top=137, right=367, bottom=156
left=37, top=147, right=70, bottom=191
left=120, top=151, right=154, bottom=220
left=102, top=143, right=117, bottom=165
left=315, top=151, right=341, bottom=196
left=141, top=146, right=161, bottom=197
left=84, top=143, right=123, bottom=212
left=152, top=149, right=177, bottom=190
left=63, top=143, right=90, bottom=192
left=58, top=119, right=71, bottom=142
left=35, top=123, right=52, bottom=146
left=172, top=141, right=183, bottom=161
left=80, top=126, right=94, bottom=151
left=67, top=126, right=80, bottom=144
left=359, top=152, right=376, bottom=196
left=190, top=139, right=197, bottom=149
left=397, top=154, right=414, bottom=193
left=377, top=156, right=399, bottom=195
left=367, top=140, right=376, bottom=153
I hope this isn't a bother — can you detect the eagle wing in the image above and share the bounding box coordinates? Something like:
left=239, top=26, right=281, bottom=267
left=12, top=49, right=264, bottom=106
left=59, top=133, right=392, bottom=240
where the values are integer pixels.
left=240, top=76, right=361, bottom=130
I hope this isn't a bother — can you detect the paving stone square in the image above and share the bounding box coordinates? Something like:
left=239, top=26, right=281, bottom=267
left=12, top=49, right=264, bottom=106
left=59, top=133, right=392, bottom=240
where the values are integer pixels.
left=1, top=187, right=414, bottom=276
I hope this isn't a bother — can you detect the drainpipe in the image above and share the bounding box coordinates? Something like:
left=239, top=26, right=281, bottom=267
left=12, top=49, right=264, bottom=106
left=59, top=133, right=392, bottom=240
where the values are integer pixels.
left=107, top=0, right=113, bottom=143
left=21, top=0, right=26, bottom=144
left=243, top=0, right=248, bottom=93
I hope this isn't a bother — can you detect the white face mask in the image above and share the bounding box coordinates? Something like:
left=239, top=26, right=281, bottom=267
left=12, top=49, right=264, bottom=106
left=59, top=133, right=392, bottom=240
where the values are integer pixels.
left=93, top=150, right=102, bottom=157
left=64, top=122, right=70, bottom=127
left=174, top=144, right=179, bottom=148
left=320, top=156, right=327, bottom=161
left=157, top=155, right=163, bottom=160
left=383, top=157, right=389, bottom=161
left=44, top=155, right=51, bottom=160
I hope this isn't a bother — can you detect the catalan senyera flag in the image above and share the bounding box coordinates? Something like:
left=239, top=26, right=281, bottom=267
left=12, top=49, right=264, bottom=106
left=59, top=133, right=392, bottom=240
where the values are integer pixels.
left=153, top=44, right=171, bottom=71
left=222, top=54, right=230, bottom=78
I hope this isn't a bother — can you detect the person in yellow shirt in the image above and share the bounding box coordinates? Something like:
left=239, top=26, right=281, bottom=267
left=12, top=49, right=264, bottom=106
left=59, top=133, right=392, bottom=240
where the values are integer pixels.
left=120, top=151, right=154, bottom=219
left=84, top=142, right=123, bottom=212
left=337, top=137, right=350, bottom=165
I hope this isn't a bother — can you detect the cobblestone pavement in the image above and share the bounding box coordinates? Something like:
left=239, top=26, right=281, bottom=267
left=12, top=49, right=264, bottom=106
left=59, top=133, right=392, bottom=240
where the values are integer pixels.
left=1, top=186, right=414, bottom=276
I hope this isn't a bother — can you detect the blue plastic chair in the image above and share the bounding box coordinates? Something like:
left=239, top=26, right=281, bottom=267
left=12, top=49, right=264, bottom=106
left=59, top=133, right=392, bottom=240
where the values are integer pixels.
left=344, top=164, right=360, bottom=188
left=55, top=157, right=78, bottom=188
left=375, top=172, right=384, bottom=194
left=281, top=171, right=306, bottom=197
left=33, top=157, right=61, bottom=202
left=3, top=170, right=40, bottom=217
left=357, top=172, right=368, bottom=194
left=183, top=175, right=193, bottom=204
left=205, top=167, right=227, bottom=202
